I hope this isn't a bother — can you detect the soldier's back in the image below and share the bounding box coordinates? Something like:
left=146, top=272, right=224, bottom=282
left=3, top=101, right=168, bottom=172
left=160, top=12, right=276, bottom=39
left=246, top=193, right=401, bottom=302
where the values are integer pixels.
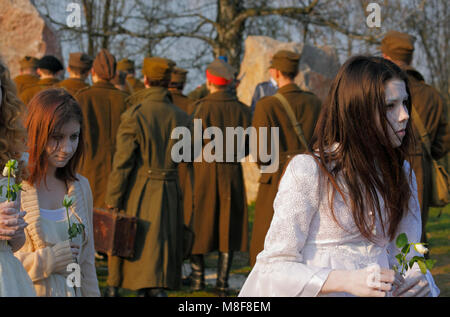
left=19, top=77, right=60, bottom=105
left=253, top=83, right=321, bottom=152
left=13, top=74, right=39, bottom=95
left=75, top=80, right=129, bottom=208
left=170, top=90, right=191, bottom=114
left=56, top=78, right=89, bottom=97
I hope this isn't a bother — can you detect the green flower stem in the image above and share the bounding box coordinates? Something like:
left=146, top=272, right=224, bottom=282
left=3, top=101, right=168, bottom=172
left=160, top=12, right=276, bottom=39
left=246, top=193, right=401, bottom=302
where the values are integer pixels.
left=7, top=168, right=10, bottom=202
left=65, top=206, right=72, bottom=241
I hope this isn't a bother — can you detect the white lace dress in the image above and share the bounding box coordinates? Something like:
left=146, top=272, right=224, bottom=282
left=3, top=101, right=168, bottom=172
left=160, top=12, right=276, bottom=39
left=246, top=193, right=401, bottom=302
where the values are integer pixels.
left=239, top=154, right=440, bottom=297
left=0, top=177, right=36, bottom=297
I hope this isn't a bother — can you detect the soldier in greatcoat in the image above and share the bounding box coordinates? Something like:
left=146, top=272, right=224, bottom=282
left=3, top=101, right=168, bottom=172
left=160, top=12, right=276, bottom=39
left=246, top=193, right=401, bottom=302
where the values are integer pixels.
left=185, top=59, right=251, bottom=296
left=13, top=56, right=39, bottom=94
left=75, top=49, right=128, bottom=210
left=57, top=52, right=93, bottom=96
left=381, top=31, right=449, bottom=243
left=116, top=58, right=146, bottom=95
left=169, top=67, right=190, bottom=114
left=19, top=55, right=64, bottom=105
left=104, top=57, right=189, bottom=297
left=249, top=50, right=322, bottom=266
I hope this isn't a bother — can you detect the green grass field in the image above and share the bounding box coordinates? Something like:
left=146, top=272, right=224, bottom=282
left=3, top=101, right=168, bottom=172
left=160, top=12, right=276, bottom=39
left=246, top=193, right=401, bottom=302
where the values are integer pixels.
left=95, top=202, right=449, bottom=297
left=427, top=205, right=450, bottom=296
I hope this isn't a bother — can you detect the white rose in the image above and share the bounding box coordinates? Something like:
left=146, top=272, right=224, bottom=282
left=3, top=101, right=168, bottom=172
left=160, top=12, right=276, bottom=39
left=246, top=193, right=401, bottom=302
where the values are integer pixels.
left=414, top=243, right=429, bottom=255
left=63, top=195, right=73, bottom=207
left=2, top=167, right=8, bottom=177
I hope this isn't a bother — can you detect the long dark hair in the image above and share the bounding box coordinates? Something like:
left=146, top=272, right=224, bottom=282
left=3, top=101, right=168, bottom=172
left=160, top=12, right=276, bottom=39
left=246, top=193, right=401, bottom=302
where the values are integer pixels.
left=310, top=55, right=415, bottom=241
left=26, top=88, right=84, bottom=186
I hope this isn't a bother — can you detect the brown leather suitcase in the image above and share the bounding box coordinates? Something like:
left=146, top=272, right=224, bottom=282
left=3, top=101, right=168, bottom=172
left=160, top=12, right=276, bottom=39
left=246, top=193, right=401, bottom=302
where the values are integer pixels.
left=93, top=208, right=137, bottom=259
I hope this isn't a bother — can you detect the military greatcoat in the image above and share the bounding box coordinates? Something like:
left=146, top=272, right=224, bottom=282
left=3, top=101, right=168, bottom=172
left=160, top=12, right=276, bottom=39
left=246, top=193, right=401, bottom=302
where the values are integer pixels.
left=75, top=80, right=128, bottom=209
left=404, top=67, right=448, bottom=242
left=249, top=83, right=322, bottom=266
left=188, top=90, right=251, bottom=255
left=105, top=86, right=189, bottom=291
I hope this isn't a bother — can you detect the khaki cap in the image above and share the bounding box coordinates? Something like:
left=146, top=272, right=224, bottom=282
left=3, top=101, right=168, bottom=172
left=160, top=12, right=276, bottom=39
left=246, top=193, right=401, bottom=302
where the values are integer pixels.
left=93, top=49, right=116, bottom=80
left=381, top=31, right=415, bottom=63
left=19, top=56, right=39, bottom=69
left=171, top=67, right=188, bottom=84
left=206, top=59, right=235, bottom=85
left=270, top=50, right=300, bottom=73
left=117, top=58, right=135, bottom=72
left=69, top=52, right=93, bottom=70
left=142, top=57, right=175, bottom=81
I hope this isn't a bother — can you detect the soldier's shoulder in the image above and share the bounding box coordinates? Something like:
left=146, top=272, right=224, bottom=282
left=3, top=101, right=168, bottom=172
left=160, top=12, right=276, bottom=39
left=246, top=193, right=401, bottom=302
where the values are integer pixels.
left=74, top=85, right=94, bottom=97
left=125, top=102, right=143, bottom=116
left=298, top=90, right=322, bottom=104
left=110, top=87, right=130, bottom=99
left=255, top=94, right=277, bottom=108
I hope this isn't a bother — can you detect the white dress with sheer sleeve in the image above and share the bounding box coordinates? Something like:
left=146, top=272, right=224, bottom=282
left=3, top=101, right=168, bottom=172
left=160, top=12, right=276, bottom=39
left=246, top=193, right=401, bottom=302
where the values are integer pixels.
left=239, top=154, right=440, bottom=297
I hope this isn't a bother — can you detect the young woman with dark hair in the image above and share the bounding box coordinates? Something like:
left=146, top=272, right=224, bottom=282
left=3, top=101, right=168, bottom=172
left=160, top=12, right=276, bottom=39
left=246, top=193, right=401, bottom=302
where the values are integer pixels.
left=0, top=57, right=36, bottom=297
left=239, top=56, right=440, bottom=297
left=14, top=88, right=100, bottom=296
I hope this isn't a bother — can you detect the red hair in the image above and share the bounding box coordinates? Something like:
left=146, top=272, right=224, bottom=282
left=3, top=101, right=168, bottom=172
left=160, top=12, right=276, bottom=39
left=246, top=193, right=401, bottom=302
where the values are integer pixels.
left=25, top=88, right=84, bottom=186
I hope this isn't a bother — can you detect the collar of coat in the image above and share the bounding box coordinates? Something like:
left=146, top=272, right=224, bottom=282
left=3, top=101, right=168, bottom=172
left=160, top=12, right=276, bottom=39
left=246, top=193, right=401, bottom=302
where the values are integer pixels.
left=38, top=77, right=60, bottom=86
left=277, top=83, right=303, bottom=94
left=92, top=80, right=117, bottom=90
left=400, top=65, right=425, bottom=83
left=138, top=87, right=172, bottom=103
left=63, top=77, right=87, bottom=84
left=204, top=89, right=237, bottom=101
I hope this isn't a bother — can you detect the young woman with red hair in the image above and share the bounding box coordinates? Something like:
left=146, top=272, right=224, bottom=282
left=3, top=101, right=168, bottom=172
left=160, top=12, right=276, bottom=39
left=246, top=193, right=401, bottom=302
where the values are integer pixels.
left=14, top=88, right=100, bottom=296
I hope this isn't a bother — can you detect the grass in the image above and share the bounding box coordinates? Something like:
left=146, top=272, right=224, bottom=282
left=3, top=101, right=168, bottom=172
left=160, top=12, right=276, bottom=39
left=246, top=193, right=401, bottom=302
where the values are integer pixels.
left=426, top=205, right=450, bottom=296
left=95, top=201, right=449, bottom=297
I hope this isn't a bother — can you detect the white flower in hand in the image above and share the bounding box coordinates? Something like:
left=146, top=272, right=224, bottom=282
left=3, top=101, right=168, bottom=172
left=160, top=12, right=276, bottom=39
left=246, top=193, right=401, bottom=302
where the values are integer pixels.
left=62, top=195, right=73, bottom=208
left=3, top=160, right=18, bottom=178
left=414, top=243, right=429, bottom=255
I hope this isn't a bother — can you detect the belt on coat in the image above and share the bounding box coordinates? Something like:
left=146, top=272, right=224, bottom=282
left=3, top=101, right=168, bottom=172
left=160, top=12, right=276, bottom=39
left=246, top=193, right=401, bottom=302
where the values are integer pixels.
left=138, top=168, right=178, bottom=181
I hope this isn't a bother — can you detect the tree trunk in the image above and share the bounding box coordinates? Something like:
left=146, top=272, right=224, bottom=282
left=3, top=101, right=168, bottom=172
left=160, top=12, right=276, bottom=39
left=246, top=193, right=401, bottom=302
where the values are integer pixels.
left=82, top=0, right=95, bottom=56
left=214, top=0, right=246, bottom=72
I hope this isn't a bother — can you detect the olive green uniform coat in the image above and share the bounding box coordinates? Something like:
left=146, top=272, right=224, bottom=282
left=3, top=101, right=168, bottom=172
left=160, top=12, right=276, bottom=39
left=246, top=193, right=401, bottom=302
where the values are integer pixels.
left=188, top=83, right=209, bottom=101
left=188, top=90, right=251, bottom=255
left=104, top=86, right=189, bottom=291
left=124, top=76, right=145, bottom=95
left=56, top=78, right=90, bottom=96
left=170, top=89, right=191, bottom=114
left=249, top=83, right=322, bottom=266
left=404, top=67, right=449, bottom=242
left=13, top=74, right=39, bottom=95
left=75, top=80, right=128, bottom=209
left=19, top=77, right=60, bottom=105
left=169, top=89, right=193, bottom=227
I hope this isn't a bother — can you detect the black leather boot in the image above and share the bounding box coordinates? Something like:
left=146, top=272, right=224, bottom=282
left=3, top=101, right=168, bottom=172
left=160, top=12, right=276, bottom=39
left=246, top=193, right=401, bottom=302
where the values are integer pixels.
left=103, top=286, right=119, bottom=297
left=147, top=288, right=168, bottom=297
left=186, top=254, right=205, bottom=291
left=216, top=251, right=233, bottom=297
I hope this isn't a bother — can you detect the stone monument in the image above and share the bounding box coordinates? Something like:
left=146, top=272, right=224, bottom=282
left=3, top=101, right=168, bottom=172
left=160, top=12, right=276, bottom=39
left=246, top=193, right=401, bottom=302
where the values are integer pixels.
left=237, top=36, right=341, bottom=203
left=0, top=0, right=62, bottom=77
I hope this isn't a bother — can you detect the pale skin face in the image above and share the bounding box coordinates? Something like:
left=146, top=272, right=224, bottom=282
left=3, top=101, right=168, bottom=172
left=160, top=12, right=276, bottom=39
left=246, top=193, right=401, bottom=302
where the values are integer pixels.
left=45, top=120, right=80, bottom=174
left=384, top=79, right=410, bottom=148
